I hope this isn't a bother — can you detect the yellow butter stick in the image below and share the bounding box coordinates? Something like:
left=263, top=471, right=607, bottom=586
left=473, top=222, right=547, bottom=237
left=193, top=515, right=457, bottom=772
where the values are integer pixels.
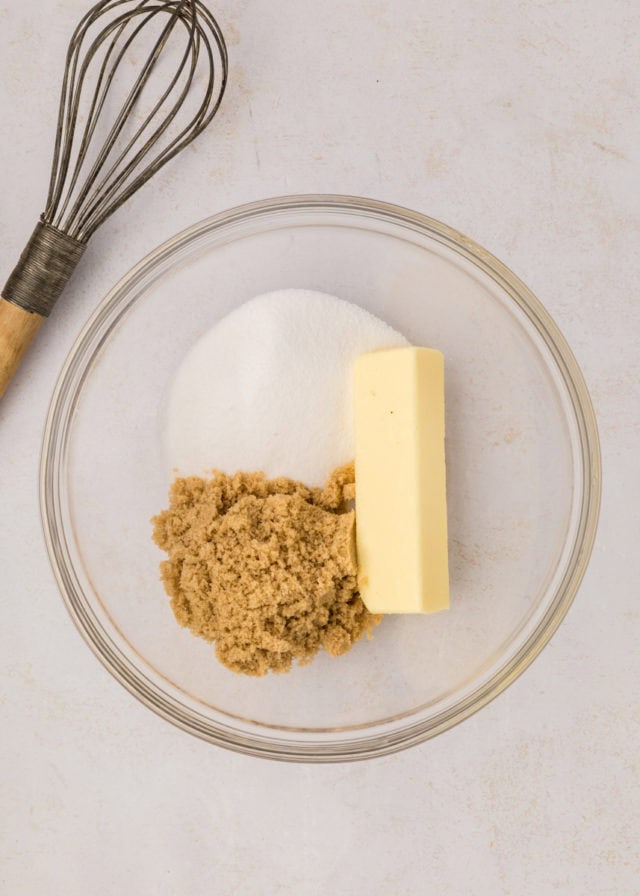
left=354, top=347, right=449, bottom=614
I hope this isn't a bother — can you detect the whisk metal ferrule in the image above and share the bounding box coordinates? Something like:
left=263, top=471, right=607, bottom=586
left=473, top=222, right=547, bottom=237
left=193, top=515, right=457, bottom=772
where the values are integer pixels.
left=3, top=222, right=86, bottom=318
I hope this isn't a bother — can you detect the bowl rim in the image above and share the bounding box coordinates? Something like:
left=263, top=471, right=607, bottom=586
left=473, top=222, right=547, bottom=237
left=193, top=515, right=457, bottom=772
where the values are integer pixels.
left=40, top=193, right=602, bottom=762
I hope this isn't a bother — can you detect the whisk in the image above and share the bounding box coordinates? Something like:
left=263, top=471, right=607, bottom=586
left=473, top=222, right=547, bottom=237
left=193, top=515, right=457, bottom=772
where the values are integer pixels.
left=0, top=0, right=227, bottom=398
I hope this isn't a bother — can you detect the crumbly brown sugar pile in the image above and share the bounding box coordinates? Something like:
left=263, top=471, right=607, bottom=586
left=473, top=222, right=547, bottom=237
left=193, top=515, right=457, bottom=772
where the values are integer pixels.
left=152, top=463, right=381, bottom=676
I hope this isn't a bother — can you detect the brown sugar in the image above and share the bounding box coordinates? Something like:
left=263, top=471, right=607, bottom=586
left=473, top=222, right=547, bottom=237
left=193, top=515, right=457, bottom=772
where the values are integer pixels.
left=151, top=463, right=381, bottom=676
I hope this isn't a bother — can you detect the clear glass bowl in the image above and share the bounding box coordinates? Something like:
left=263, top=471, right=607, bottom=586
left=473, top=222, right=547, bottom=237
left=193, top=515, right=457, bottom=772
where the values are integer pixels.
left=41, top=195, right=601, bottom=762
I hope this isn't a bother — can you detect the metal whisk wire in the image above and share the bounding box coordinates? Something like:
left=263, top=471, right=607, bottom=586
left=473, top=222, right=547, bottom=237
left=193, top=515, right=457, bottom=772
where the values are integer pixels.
left=1, top=0, right=228, bottom=397
left=45, top=0, right=228, bottom=242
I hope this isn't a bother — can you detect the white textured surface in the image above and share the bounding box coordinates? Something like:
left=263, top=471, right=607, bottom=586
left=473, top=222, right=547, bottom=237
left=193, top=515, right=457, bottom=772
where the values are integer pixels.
left=164, top=289, right=407, bottom=485
left=1, top=1, right=638, bottom=893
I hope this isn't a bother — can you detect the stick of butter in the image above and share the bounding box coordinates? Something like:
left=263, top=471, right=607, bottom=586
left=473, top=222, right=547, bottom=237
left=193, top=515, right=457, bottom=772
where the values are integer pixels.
left=354, top=347, right=449, bottom=614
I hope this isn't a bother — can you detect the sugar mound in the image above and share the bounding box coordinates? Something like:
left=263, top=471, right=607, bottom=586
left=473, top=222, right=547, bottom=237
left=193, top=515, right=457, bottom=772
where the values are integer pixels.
left=164, top=289, right=408, bottom=486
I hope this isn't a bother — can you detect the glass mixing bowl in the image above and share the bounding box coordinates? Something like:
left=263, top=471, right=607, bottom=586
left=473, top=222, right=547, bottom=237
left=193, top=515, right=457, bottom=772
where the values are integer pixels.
left=41, top=195, right=601, bottom=761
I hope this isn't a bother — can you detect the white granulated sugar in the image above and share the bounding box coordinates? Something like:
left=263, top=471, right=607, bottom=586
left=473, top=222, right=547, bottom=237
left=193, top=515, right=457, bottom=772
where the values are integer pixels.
left=164, top=289, right=408, bottom=486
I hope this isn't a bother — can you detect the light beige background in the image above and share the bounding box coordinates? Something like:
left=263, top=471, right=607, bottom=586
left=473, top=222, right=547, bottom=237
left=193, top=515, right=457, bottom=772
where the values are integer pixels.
left=1, top=1, right=638, bottom=893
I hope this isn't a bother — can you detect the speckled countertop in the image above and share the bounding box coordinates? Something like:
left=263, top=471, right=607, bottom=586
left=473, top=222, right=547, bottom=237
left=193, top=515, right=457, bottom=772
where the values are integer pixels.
left=1, top=1, right=638, bottom=893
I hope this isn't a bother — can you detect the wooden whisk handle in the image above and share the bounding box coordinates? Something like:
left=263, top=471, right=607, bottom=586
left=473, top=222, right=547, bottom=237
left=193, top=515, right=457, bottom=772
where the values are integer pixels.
left=0, top=299, right=45, bottom=398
